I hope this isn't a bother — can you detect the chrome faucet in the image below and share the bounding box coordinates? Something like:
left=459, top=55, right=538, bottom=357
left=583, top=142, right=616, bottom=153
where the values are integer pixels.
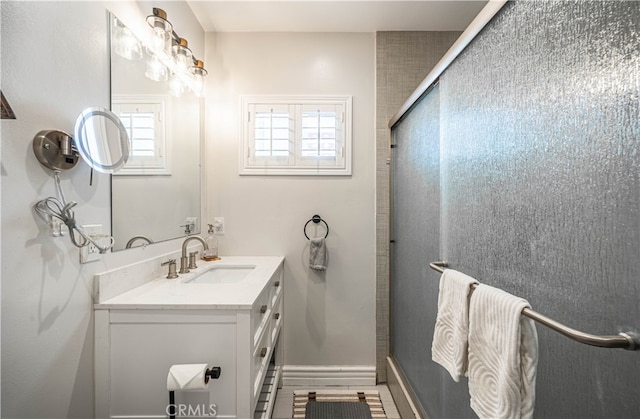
left=125, top=235, right=154, bottom=248
left=179, top=236, right=209, bottom=274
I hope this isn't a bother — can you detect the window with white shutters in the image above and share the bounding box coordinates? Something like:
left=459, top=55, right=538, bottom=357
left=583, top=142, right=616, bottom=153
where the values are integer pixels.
left=241, top=96, right=352, bottom=175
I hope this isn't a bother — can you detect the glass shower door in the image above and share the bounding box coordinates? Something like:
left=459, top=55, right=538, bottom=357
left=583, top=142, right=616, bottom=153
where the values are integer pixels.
left=390, top=84, right=473, bottom=418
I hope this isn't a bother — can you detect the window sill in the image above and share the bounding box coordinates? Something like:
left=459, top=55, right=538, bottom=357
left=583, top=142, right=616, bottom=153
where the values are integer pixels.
left=239, top=166, right=351, bottom=176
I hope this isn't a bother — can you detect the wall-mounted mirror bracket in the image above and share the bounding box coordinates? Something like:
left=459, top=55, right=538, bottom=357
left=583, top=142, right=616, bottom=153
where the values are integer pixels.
left=32, top=126, right=115, bottom=255
left=32, top=130, right=80, bottom=171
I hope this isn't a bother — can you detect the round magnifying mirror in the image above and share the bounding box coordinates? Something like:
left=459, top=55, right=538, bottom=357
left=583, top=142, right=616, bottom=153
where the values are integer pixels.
left=74, top=107, right=129, bottom=174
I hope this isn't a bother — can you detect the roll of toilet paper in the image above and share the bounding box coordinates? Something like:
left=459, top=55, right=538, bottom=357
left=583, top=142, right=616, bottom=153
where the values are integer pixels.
left=167, top=364, right=210, bottom=391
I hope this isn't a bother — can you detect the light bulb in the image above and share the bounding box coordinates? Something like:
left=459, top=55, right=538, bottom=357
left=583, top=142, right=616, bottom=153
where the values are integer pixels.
left=113, top=17, right=142, bottom=61
left=146, top=9, right=173, bottom=54
left=145, top=56, right=168, bottom=82
left=172, top=38, right=193, bottom=74
left=190, top=60, right=208, bottom=97
left=169, top=73, right=185, bottom=97
left=116, top=27, right=143, bottom=60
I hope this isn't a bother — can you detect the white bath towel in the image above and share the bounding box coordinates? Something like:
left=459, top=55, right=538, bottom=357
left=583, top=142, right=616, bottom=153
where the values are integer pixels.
left=431, top=269, right=479, bottom=382
left=468, top=284, right=538, bottom=419
left=309, top=237, right=327, bottom=271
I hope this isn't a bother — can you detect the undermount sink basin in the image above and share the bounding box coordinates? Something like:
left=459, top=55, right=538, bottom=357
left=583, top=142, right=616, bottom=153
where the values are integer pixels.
left=183, top=266, right=255, bottom=284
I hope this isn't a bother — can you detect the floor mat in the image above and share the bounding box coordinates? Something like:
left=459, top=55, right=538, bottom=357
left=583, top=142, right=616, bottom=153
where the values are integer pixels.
left=293, top=390, right=387, bottom=419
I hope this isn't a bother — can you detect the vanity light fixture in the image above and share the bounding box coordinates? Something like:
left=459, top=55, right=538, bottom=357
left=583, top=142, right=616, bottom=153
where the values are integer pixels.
left=113, top=17, right=143, bottom=61
left=191, top=60, right=208, bottom=97
left=144, top=7, right=208, bottom=96
left=146, top=7, right=173, bottom=55
left=172, top=38, right=193, bottom=73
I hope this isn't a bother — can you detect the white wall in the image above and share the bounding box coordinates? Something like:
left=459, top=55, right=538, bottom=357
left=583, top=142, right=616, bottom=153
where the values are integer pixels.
left=1, top=5, right=376, bottom=418
left=204, top=32, right=377, bottom=371
left=0, top=1, right=204, bottom=417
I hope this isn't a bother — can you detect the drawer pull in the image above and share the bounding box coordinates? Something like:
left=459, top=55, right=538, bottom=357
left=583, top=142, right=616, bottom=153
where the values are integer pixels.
left=274, top=313, right=280, bottom=320
left=260, top=304, right=267, bottom=314
left=274, top=280, right=280, bottom=287
left=260, top=347, right=268, bottom=358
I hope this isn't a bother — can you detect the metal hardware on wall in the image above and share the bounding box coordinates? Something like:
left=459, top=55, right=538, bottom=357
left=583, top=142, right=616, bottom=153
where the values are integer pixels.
left=303, top=214, right=330, bottom=240
left=31, top=129, right=115, bottom=255
left=32, top=130, right=80, bottom=171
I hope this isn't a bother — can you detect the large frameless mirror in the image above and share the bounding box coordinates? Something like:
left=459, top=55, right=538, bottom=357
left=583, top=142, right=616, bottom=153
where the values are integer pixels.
left=109, top=11, right=202, bottom=251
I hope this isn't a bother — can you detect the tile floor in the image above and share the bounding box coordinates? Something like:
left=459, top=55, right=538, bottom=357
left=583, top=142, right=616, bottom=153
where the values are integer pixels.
left=271, top=385, right=401, bottom=419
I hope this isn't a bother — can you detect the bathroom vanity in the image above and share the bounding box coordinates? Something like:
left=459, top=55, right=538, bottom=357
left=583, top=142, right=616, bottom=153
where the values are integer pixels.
left=94, top=256, right=284, bottom=419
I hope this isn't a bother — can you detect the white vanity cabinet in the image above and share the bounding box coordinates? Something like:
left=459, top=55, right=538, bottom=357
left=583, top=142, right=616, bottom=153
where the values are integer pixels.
left=94, top=257, right=284, bottom=419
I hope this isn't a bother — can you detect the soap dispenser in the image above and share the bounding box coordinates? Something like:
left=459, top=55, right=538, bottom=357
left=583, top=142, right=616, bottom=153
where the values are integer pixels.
left=202, top=224, right=219, bottom=261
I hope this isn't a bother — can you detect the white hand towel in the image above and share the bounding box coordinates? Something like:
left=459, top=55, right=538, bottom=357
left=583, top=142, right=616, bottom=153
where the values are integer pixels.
left=468, top=284, right=538, bottom=419
left=431, top=269, right=479, bottom=382
left=309, top=237, right=327, bottom=271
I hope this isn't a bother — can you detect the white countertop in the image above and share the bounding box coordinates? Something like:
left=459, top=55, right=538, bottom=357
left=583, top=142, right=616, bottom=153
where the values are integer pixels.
left=94, top=256, right=284, bottom=310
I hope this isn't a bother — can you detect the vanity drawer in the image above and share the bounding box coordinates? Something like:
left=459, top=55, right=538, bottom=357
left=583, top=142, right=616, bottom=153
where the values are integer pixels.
left=252, top=291, right=271, bottom=347
left=269, top=267, right=283, bottom=307
left=271, top=293, right=283, bottom=344
left=252, top=323, right=272, bottom=401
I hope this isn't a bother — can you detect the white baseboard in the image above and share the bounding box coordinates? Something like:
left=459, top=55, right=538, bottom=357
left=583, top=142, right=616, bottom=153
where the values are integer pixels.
left=281, top=365, right=376, bottom=386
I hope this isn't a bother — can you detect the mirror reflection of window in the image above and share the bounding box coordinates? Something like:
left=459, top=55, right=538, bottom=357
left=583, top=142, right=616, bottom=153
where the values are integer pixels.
left=120, top=111, right=155, bottom=157
left=112, top=96, right=170, bottom=175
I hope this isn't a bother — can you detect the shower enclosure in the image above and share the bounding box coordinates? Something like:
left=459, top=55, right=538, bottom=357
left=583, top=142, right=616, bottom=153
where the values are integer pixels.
left=389, top=1, right=640, bottom=418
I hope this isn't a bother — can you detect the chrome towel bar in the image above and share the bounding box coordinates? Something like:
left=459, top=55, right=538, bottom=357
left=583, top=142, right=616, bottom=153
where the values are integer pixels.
left=429, top=261, right=640, bottom=351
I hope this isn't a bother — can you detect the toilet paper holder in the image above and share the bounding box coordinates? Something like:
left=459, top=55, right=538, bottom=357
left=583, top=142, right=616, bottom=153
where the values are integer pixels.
left=168, top=366, right=221, bottom=419
left=204, top=366, right=221, bottom=383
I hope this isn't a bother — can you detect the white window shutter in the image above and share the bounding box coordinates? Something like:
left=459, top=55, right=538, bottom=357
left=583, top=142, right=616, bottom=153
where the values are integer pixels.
left=240, top=95, right=352, bottom=176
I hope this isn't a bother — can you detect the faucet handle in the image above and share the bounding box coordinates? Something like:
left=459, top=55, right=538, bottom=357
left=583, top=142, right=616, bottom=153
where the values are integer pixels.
left=161, top=259, right=178, bottom=279
left=188, top=251, right=198, bottom=270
